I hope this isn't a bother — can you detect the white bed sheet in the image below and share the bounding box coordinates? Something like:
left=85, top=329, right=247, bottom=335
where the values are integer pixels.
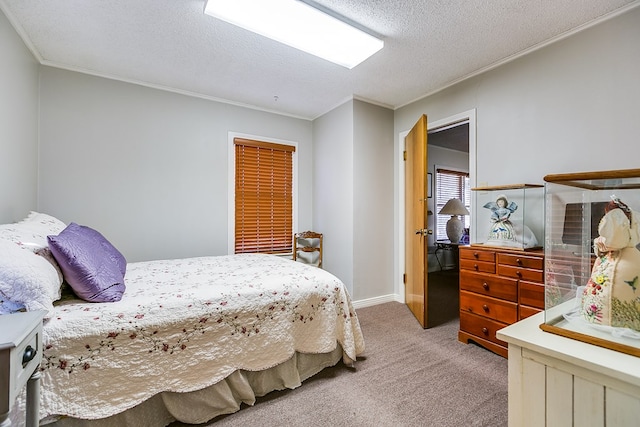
left=30, top=254, right=364, bottom=422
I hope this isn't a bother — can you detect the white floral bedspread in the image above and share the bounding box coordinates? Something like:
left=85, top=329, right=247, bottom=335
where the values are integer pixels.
left=40, top=254, right=365, bottom=420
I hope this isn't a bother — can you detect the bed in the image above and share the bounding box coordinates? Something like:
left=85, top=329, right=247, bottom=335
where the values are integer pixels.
left=0, top=213, right=365, bottom=426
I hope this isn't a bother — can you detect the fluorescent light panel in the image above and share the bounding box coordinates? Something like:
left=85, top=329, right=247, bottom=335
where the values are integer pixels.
left=204, top=0, right=383, bottom=69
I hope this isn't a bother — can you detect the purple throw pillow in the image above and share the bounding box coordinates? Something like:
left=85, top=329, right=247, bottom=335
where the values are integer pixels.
left=48, top=223, right=126, bottom=302
left=63, top=223, right=127, bottom=276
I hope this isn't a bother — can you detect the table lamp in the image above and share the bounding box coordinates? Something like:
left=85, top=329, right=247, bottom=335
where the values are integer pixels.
left=439, top=198, right=470, bottom=243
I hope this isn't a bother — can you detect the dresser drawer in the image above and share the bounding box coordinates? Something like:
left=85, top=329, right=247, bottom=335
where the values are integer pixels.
left=460, top=248, right=495, bottom=263
left=460, top=290, right=517, bottom=323
left=498, top=264, right=543, bottom=282
left=460, top=270, right=517, bottom=302
left=459, top=311, right=508, bottom=347
left=12, top=327, right=42, bottom=398
left=460, top=259, right=495, bottom=274
left=519, top=280, right=545, bottom=309
left=498, top=253, right=543, bottom=270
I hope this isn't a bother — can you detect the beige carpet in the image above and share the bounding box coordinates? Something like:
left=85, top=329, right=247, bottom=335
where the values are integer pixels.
left=175, top=294, right=508, bottom=427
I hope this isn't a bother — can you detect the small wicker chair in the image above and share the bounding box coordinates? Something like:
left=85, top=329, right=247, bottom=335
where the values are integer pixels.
left=292, top=231, right=323, bottom=268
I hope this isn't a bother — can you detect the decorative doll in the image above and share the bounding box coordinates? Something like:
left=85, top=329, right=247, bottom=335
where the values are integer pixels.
left=581, top=197, right=640, bottom=331
left=483, top=195, right=518, bottom=243
left=482, top=195, right=539, bottom=248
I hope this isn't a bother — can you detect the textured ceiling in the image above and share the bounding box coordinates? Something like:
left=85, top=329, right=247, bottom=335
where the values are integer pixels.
left=1, top=0, right=638, bottom=119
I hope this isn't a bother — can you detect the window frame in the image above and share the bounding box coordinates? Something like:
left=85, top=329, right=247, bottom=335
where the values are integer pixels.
left=227, top=132, right=298, bottom=255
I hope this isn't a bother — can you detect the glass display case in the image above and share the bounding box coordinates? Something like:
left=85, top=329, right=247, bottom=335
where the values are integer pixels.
left=470, top=184, right=544, bottom=251
left=541, top=168, right=640, bottom=356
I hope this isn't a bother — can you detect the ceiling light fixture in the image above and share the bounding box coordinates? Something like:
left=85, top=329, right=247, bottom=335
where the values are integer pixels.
left=204, top=0, right=383, bottom=69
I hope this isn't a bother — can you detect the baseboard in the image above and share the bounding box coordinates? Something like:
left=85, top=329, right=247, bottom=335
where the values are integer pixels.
left=352, top=294, right=402, bottom=309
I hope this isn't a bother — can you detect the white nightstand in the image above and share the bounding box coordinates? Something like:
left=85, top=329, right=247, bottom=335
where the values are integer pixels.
left=0, top=311, right=45, bottom=427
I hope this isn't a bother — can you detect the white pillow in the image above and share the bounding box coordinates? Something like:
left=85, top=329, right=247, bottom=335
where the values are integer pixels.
left=20, top=211, right=66, bottom=228
left=0, top=211, right=67, bottom=252
left=0, top=239, right=61, bottom=317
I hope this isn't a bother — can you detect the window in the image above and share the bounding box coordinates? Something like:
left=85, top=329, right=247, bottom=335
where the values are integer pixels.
left=234, top=137, right=295, bottom=254
left=436, top=168, right=470, bottom=241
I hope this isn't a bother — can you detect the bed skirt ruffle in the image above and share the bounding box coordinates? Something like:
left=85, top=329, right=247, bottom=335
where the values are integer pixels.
left=25, top=346, right=342, bottom=427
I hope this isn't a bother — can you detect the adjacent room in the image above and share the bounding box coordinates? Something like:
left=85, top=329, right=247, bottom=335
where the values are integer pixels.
left=2, top=1, right=640, bottom=426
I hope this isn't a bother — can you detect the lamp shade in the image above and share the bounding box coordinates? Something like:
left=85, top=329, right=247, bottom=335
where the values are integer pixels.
left=438, top=198, right=470, bottom=216
left=439, top=198, right=469, bottom=243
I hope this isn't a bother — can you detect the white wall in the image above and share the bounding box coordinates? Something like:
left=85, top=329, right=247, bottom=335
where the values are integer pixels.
left=37, top=68, right=314, bottom=262
left=0, top=10, right=39, bottom=223
left=353, top=100, right=394, bottom=301
left=312, top=101, right=354, bottom=292
left=312, top=100, right=395, bottom=301
left=395, top=6, right=640, bottom=186
left=394, top=6, right=640, bottom=297
left=4, top=4, right=640, bottom=305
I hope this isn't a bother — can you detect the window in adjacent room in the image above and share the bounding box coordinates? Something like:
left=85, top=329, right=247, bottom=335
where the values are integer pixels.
left=436, top=168, right=470, bottom=241
left=233, top=137, right=295, bottom=254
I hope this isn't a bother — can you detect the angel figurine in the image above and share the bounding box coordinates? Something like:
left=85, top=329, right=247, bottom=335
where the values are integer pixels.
left=483, top=195, right=518, bottom=242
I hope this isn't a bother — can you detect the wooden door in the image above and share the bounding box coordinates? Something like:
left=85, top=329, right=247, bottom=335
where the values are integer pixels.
left=405, top=115, right=429, bottom=327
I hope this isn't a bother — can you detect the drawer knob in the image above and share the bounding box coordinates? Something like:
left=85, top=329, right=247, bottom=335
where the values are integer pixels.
left=482, top=304, right=489, bottom=312
left=22, top=345, right=37, bottom=368
left=482, top=282, right=489, bottom=290
left=474, top=264, right=479, bottom=270
left=516, top=258, right=522, bottom=265
left=473, top=252, right=479, bottom=258
left=482, top=327, right=489, bottom=335
left=516, top=270, right=522, bottom=277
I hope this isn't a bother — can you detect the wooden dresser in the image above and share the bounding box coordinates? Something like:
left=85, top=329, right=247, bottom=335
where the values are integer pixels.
left=458, top=245, right=544, bottom=358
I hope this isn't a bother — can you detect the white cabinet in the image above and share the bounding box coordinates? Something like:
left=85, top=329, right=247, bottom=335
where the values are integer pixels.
left=0, top=311, right=45, bottom=427
left=497, top=312, right=640, bottom=426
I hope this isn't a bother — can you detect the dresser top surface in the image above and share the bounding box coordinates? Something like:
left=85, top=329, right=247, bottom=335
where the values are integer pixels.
left=0, top=311, right=45, bottom=349
left=460, top=245, right=544, bottom=256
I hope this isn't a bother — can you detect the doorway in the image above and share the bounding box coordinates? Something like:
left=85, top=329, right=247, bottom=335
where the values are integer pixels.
left=426, top=123, right=470, bottom=326
left=396, top=110, right=476, bottom=325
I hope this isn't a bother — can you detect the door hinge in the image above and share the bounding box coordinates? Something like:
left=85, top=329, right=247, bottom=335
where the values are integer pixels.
left=403, top=273, right=407, bottom=284
left=403, top=150, right=407, bottom=161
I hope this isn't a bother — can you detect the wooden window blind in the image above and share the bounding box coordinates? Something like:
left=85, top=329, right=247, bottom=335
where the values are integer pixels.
left=436, top=168, right=470, bottom=240
left=234, top=138, right=295, bottom=254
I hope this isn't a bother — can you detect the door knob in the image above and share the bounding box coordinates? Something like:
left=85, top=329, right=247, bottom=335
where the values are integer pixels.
left=415, top=229, right=430, bottom=236
left=22, top=345, right=36, bottom=367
